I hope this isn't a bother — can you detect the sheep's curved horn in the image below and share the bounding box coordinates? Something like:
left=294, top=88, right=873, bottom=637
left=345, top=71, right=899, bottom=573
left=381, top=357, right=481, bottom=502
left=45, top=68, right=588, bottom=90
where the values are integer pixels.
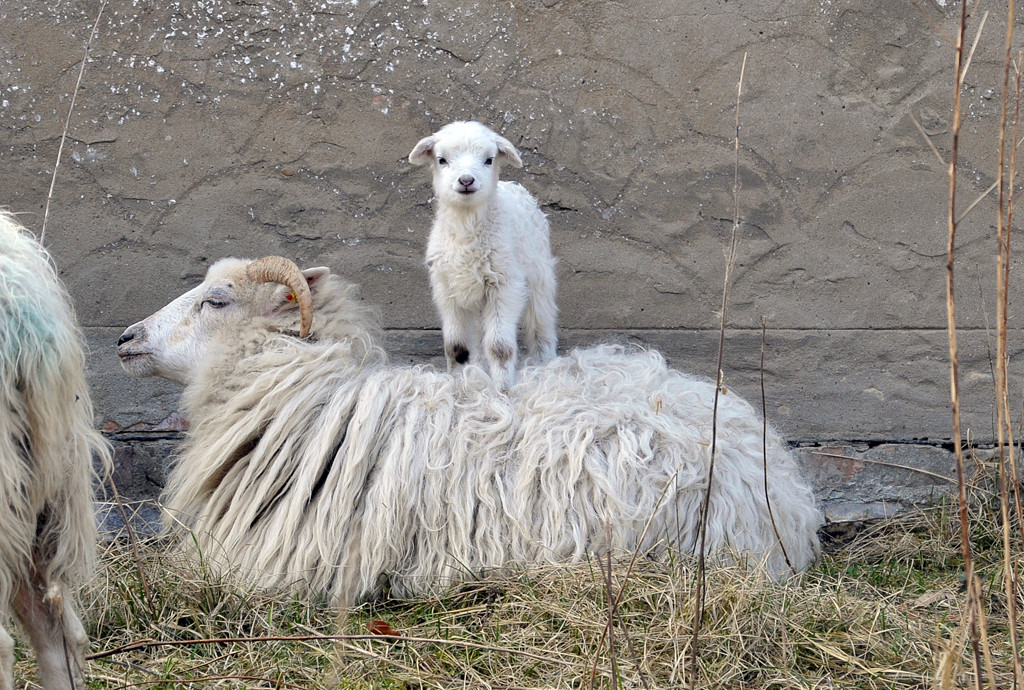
left=246, top=256, right=313, bottom=338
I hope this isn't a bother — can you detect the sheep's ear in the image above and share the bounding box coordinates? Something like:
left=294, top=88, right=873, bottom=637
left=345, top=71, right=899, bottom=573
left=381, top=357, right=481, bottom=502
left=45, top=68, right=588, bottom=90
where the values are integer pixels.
left=495, top=135, right=523, bottom=168
left=301, top=267, right=330, bottom=294
left=267, top=267, right=330, bottom=315
left=409, top=135, right=438, bottom=165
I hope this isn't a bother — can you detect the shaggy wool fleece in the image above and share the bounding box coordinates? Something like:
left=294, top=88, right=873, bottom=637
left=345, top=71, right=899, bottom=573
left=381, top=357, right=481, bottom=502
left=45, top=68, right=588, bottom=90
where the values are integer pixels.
left=0, top=211, right=109, bottom=605
left=0, top=211, right=111, bottom=690
left=158, top=269, right=821, bottom=606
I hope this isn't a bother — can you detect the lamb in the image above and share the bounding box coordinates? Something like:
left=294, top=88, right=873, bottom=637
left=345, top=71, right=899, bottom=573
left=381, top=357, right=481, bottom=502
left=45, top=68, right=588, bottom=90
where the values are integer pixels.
left=409, top=120, right=559, bottom=390
left=0, top=211, right=112, bottom=690
left=116, top=254, right=822, bottom=606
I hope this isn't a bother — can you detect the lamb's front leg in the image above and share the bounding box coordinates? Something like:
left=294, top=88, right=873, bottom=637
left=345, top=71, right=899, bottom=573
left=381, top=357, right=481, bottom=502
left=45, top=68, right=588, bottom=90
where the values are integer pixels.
left=438, top=302, right=478, bottom=372
left=482, top=282, right=527, bottom=391
left=430, top=272, right=476, bottom=371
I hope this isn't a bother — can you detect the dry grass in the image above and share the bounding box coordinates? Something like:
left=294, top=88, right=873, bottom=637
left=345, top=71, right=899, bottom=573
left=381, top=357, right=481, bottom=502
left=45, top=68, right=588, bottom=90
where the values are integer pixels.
left=5, top=499, right=1018, bottom=689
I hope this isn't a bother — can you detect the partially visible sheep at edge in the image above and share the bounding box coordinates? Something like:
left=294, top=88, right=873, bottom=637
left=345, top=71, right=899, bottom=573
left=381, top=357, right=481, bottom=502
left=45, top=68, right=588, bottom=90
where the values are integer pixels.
left=410, top=120, right=559, bottom=391
left=116, top=254, right=822, bottom=607
left=0, top=211, right=112, bottom=690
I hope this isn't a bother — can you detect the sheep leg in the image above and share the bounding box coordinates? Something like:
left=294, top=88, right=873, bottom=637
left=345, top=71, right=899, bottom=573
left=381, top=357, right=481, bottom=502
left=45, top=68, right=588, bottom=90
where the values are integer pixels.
left=482, top=287, right=525, bottom=391
left=430, top=269, right=478, bottom=371
left=0, top=621, right=13, bottom=690
left=439, top=303, right=477, bottom=373
left=12, top=582, right=86, bottom=690
left=521, top=279, right=558, bottom=364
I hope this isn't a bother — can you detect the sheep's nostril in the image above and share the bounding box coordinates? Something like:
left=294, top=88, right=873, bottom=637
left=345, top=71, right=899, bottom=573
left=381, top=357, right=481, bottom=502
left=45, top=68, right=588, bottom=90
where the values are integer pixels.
left=117, top=331, right=134, bottom=346
left=458, top=175, right=475, bottom=188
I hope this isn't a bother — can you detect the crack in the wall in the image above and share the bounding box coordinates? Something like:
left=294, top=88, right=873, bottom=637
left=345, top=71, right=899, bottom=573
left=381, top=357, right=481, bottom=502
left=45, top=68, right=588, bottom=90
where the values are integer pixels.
left=794, top=439, right=970, bottom=453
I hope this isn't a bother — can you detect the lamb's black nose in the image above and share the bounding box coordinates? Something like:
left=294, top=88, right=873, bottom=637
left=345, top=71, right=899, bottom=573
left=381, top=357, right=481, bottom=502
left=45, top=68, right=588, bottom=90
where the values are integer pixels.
left=117, top=331, right=134, bottom=346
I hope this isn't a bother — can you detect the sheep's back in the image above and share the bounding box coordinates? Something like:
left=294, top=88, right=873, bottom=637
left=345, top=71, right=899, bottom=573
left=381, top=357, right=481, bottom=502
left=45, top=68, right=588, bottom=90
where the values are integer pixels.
left=172, top=340, right=820, bottom=603
left=0, top=213, right=109, bottom=601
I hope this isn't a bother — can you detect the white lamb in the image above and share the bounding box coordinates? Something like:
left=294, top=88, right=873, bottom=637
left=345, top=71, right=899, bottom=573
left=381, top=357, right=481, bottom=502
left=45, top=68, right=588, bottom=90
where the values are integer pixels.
left=0, top=211, right=112, bottom=690
left=409, top=120, right=558, bottom=390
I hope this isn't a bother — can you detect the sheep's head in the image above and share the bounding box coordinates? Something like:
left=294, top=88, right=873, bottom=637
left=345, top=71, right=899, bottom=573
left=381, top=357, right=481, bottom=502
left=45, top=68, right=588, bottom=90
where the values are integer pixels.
left=409, top=120, right=523, bottom=208
left=117, top=256, right=324, bottom=385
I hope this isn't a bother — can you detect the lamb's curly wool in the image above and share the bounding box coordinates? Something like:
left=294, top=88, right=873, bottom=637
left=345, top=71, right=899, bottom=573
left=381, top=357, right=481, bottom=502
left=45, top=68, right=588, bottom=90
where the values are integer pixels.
left=0, top=211, right=111, bottom=690
left=410, top=120, right=559, bottom=390
left=156, top=268, right=821, bottom=606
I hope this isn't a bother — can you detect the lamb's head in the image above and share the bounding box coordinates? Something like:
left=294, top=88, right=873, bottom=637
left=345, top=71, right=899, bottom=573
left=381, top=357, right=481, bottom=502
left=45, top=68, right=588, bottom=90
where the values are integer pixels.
left=117, top=256, right=323, bottom=385
left=409, top=120, right=523, bottom=208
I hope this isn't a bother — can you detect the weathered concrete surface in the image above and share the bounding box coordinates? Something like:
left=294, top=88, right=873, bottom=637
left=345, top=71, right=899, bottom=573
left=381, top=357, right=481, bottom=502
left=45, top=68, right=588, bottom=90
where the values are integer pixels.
left=798, top=443, right=975, bottom=523
left=4, top=0, right=1024, bottom=518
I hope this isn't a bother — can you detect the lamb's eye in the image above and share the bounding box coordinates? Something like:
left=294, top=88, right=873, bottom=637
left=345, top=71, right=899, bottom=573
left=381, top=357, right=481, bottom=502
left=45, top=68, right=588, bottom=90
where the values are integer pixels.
left=437, top=157, right=448, bottom=166
left=484, top=157, right=494, bottom=166
left=202, top=298, right=228, bottom=309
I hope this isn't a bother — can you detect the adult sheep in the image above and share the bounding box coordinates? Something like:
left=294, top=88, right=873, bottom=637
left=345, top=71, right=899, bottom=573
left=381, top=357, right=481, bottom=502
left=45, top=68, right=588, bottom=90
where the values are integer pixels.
left=0, top=211, right=112, bottom=690
left=116, top=255, right=821, bottom=606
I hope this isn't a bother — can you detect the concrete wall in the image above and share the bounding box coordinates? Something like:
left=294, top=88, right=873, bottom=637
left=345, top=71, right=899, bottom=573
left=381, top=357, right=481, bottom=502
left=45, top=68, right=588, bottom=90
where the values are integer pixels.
left=2, top=0, right=1022, bottom=520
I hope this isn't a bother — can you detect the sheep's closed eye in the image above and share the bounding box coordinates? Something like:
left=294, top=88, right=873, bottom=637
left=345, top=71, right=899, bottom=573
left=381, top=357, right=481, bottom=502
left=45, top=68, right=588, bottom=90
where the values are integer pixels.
left=202, top=298, right=229, bottom=309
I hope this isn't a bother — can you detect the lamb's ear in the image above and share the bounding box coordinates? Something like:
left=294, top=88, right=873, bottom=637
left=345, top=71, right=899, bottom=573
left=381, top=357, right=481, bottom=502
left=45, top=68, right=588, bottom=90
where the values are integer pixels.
left=409, top=135, right=438, bottom=165
left=268, top=267, right=330, bottom=314
left=495, top=135, right=523, bottom=168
